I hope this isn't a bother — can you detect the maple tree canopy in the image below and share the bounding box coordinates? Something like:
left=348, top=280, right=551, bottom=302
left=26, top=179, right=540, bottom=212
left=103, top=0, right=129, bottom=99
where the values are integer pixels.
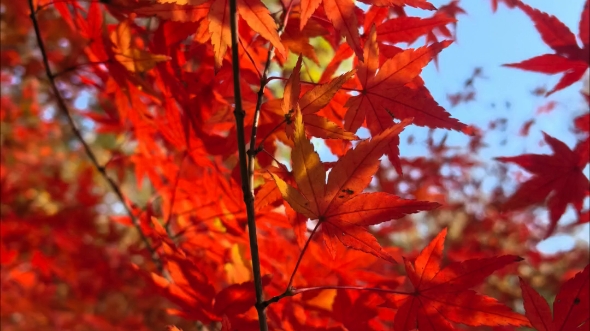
left=1, top=0, right=589, bottom=330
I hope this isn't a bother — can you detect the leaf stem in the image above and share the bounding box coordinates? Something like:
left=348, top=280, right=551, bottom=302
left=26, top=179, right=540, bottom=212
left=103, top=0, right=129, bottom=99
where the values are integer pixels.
left=287, top=220, right=321, bottom=289
left=27, top=0, right=165, bottom=276
left=261, top=149, right=290, bottom=172
left=256, top=119, right=287, bottom=152
left=164, top=152, right=188, bottom=235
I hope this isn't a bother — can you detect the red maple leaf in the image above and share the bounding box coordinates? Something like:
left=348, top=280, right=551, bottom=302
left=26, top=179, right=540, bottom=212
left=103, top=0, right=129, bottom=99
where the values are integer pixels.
left=299, top=0, right=435, bottom=61
left=384, top=228, right=531, bottom=330
left=519, top=264, right=589, bottom=331
left=504, top=1, right=589, bottom=95
left=343, top=26, right=468, bottom=174
left=496, top=132, right=589, bottom=238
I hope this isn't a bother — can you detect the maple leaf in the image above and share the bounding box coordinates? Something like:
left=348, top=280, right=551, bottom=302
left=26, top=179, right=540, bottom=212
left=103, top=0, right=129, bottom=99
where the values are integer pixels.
left=574, top=112, right=590, bottom=134
left=384, top=228, right=530, bottom=331
left=213, top=276, right=273, bottom=317
left=299, top=0, right=362, bottom=60
left=344, top=26, right=467, bottom=174
left=503, top=1, right=589, bottom=95
left=299, top=0, right=436, bottom=61
left=237, top=0, right=286, bottom=56
left=331, top=290, right=384, bottom=330
left=207, top=0, right=286, bottom=69
left=489, top=0, right=518, bottom=12
left=111, top=20, right=170, bottom=72
left=282, top=55, right=358, bottom=140
left=376, top=14, right=457, bottom=46
left=105, top=0, right=211, bottom=22
left=496, top=132, right=589, bottom=238
left=281, top=15, right=329, bottom=64
left=208, top=0, right=231, bottom=69
left=519, top=264, right=589, bottom=331
left=359, top=0, right=435, bottom=9
left=271, top=107, right=438, bottom=262
left=132, top=219, right=220, bottom=323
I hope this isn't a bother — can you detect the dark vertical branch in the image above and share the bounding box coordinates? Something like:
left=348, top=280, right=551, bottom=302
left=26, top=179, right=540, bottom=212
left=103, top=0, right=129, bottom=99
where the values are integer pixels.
left=240, top=3, right=294, bottom=326
left=27, top=2, right=165, bottom=275
left=228, top=0, right=269, bottom=330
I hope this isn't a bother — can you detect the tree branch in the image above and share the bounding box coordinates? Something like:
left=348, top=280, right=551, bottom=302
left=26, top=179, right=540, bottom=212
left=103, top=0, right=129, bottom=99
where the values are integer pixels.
left=237, top=4, right=295, bottom=325
left=27, top=1, right=165, bottom=275
left=228, top=0, right=268, bottom=329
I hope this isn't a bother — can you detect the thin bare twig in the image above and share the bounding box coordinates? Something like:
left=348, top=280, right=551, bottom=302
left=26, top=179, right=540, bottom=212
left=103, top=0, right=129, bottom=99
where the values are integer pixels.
left=27, top=1, right=165, bottom=275
left=261, top=148, right=290, bottom=172
left=238, top=37, right=262, bottom=79
left=256, top=118, right=287, bottom=152
left=164, top=152, right=187, bottom=235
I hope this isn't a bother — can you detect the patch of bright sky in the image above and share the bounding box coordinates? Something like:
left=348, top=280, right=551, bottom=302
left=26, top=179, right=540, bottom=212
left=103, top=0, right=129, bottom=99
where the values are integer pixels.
left=416, top=0, right=589, bottom=253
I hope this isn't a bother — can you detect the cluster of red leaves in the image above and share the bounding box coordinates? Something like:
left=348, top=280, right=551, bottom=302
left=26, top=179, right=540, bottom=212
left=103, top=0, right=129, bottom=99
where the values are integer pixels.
left=1, top=0, right=589, bottom=330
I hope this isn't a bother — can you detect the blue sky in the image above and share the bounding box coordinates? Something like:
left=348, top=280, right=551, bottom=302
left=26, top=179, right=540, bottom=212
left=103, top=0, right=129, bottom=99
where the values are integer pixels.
left=413, top=0, right=589, bottom=253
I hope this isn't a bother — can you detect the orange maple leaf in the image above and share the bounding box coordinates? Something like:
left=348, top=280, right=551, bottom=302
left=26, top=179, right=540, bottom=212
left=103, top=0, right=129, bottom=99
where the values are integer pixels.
left=271, top=107, right=438, bottom=262
left=208, top=0, right=231, bottom=69
left=208, top=0, right=286, bottom=69
left=300, top=0, right=435, bottom=60
left=282, top=55, right=358, bottom=140
left=496, top=132, right=589, bottom=238
left=237, top=0, right=285, bottom=55
left=384, top=228, right=531, bottom=331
